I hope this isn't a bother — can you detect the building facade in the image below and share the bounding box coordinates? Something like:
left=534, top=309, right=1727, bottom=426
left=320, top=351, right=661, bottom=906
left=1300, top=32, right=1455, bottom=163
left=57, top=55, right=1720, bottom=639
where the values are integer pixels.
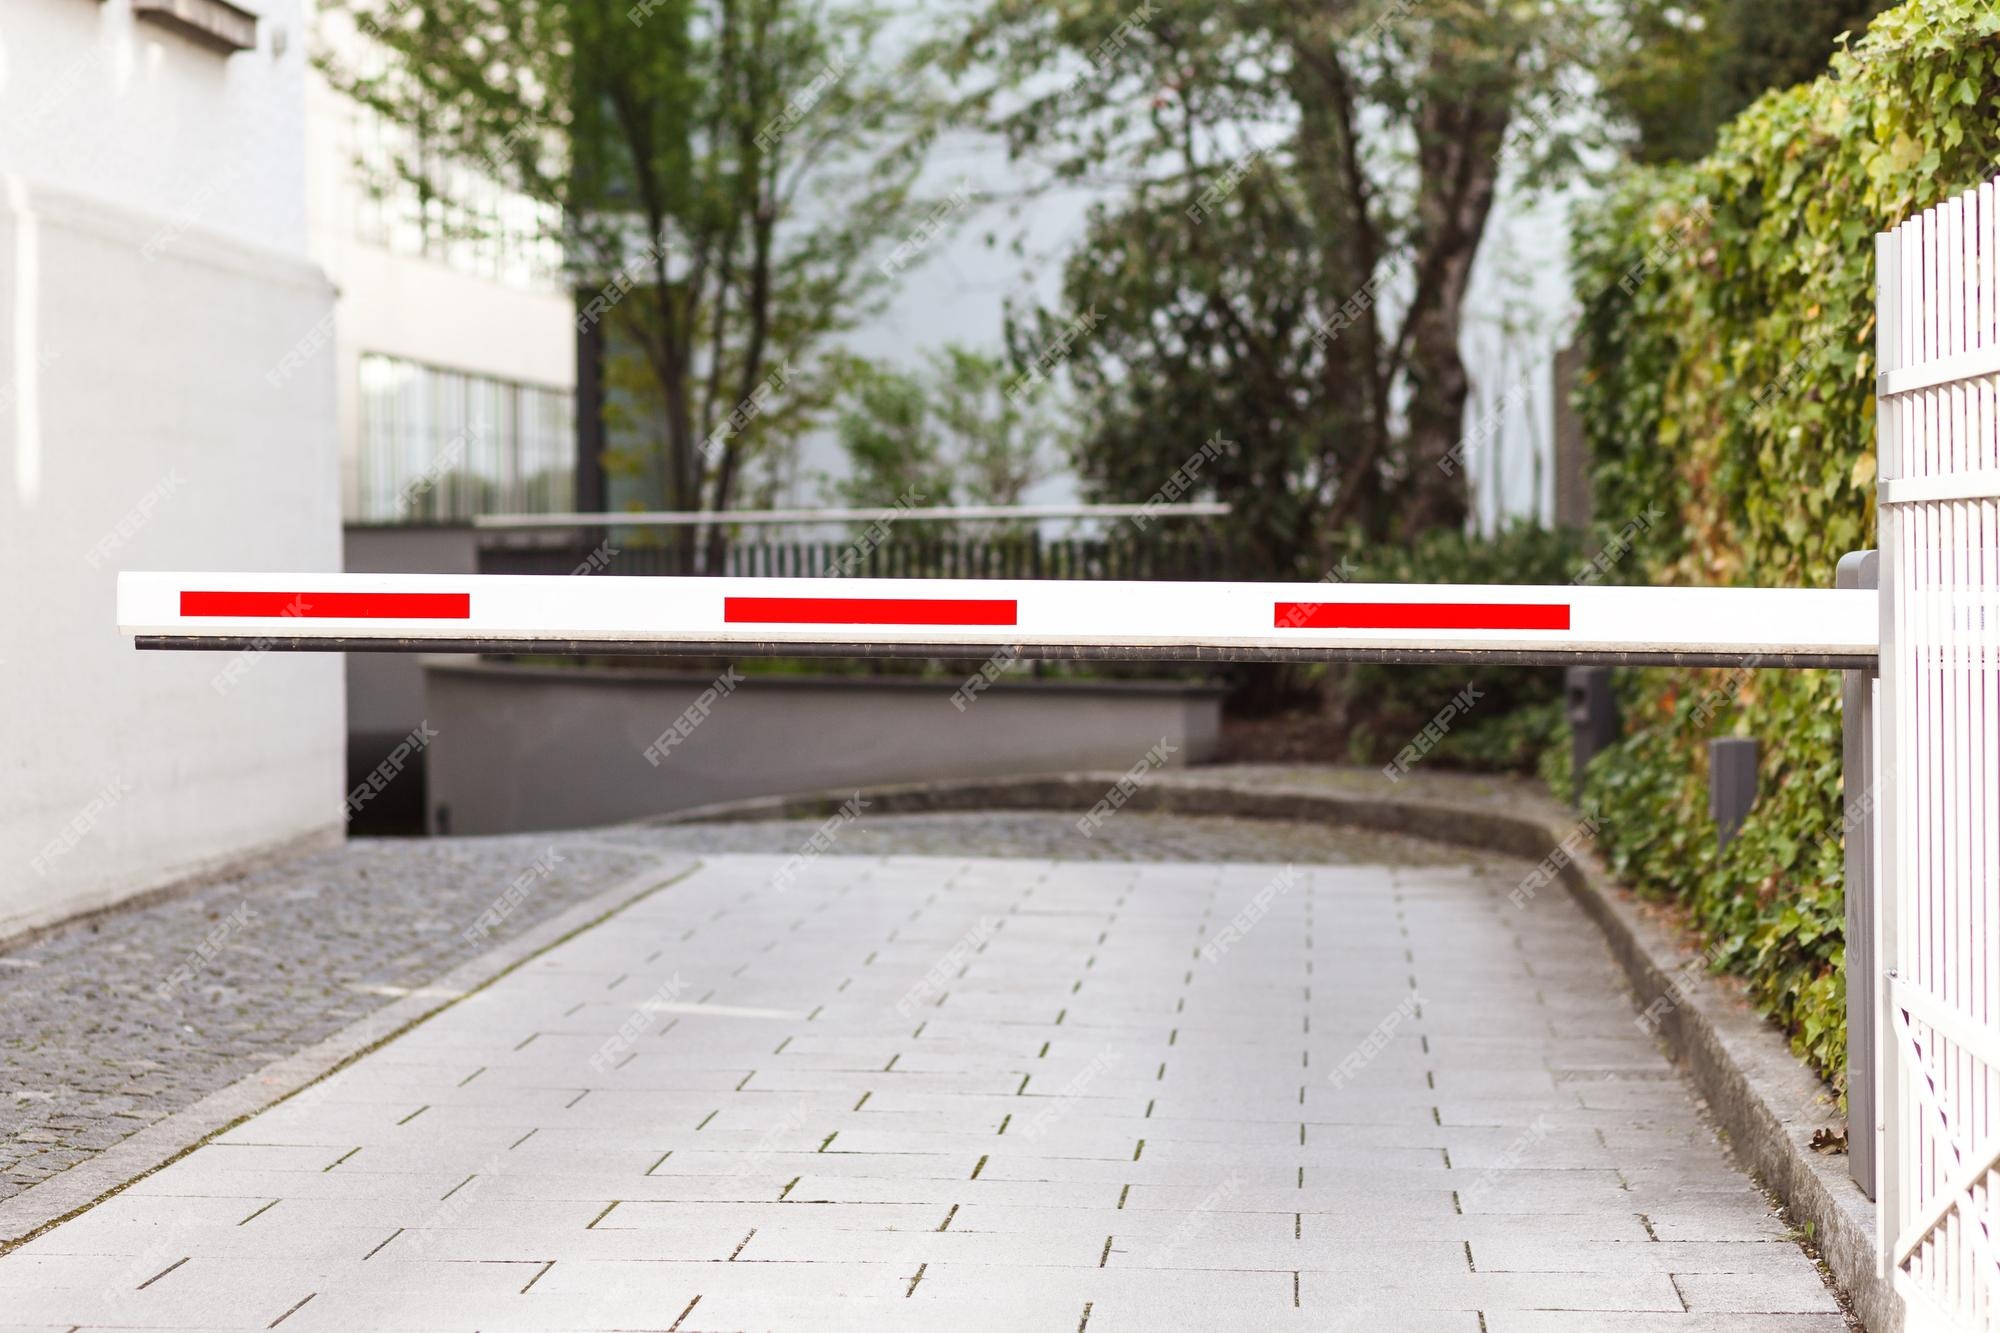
left=0, top=0, right=345, bottom=936
left=301, top=34, right=576, bottom=529
left=303, top=6, right=576, bottom=820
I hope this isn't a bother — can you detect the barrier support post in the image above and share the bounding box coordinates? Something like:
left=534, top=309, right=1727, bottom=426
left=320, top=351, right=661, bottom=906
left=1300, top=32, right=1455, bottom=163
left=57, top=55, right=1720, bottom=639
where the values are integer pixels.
left=1837, top=549, right=1879, bottom=1201
left=1565, top=667, right=1619, bottom=801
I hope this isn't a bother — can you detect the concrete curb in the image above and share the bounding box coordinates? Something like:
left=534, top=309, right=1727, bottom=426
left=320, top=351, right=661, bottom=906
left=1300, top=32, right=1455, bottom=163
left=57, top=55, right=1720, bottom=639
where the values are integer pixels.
left=0, top=856, right=701, bottom=1255
left=653, top=770, right=1894, bottom=1331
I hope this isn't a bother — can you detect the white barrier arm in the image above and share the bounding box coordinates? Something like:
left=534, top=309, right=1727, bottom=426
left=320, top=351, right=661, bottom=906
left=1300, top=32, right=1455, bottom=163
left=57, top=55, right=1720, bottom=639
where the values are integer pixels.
left=116, top=572, right=1878, bottom=668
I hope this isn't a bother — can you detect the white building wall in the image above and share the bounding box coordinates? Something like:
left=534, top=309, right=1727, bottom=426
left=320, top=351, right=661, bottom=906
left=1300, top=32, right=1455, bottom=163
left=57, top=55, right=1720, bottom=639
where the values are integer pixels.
left=319, top=239, right=578, bottom=519
left=1459, top=182, right=1594, bottom=535
left=0, top=0, right=308, bottom=254
left=0, top=0, right=343, bottom=939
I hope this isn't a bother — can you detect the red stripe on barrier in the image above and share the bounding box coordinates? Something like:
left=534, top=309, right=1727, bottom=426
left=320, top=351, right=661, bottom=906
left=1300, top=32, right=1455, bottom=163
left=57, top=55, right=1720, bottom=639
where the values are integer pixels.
left=180, top=592, right=472, bottom=620
left=1276, top=602, right=1571, bottom=632
left=725, top=596, right=1019, bottom=627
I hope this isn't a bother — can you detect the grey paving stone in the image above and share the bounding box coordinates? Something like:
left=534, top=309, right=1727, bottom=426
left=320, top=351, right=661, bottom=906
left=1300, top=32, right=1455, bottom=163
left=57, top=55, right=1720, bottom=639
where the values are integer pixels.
left=950, top=1201, right=1294, bottom=1239
left=276, top=1282, right=708, bottom=1332
left=734, top=1225, right=1105, bottom=1267
left=916, top=1263, right=1301, bottom=1321
left=1471, top=1237, right=1832, bottom=1276
left=1644, top=1202, right=1799, bottom=1243
left=679, top=1289, right=1090, bottom=1332
left=1674, top=1269, right=1847, bottom=1314
left=1300, top=1269, right=1689, bottom=1314
left=582, top=1199, right=943, bottom=1236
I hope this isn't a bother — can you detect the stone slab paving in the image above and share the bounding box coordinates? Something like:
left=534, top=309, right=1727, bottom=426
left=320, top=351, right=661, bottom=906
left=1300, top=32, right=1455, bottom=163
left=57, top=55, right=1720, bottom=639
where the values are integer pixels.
left=0, top=809, right=1462, bottom=1203
left=0, top=849, right=1849, bottom=1331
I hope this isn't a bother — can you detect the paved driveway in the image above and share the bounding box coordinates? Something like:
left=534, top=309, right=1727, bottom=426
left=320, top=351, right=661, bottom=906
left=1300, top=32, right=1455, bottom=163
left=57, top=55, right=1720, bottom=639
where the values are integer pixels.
left=0, top=810, right=1460, bottom=1203
left=0, top=851, right=1846, bottom=1331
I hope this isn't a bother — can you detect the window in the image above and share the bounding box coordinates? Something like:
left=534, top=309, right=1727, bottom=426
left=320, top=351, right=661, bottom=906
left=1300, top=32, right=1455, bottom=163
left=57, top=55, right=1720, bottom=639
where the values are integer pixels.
left=348, top=105, right=566, bottom=291
left=352, top=354, right=575, bottom=523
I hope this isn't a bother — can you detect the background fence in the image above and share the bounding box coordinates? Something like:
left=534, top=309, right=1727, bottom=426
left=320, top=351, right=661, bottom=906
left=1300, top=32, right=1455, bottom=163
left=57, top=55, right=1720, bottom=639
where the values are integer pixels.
left=478, top=532, right=1237, bottom=582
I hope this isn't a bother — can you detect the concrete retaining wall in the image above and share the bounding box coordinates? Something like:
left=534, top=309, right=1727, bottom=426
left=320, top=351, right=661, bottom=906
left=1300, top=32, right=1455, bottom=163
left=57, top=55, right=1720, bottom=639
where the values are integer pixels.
left=342, top=526, right=479, bottom=831
left=420, top=661, right=1226, bottom=835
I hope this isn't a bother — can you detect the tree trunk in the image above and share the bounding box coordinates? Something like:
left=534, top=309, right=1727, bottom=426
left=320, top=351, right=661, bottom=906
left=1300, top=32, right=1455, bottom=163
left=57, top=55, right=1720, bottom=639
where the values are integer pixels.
left=1397, top=78, right=1511, bottom=538
left=1286, top=53, right=1394, bottom=547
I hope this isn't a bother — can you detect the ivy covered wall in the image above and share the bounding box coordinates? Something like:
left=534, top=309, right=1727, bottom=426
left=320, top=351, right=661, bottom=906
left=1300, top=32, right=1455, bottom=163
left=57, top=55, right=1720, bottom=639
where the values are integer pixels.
left=1568, top=0, right=2000, bottom=1082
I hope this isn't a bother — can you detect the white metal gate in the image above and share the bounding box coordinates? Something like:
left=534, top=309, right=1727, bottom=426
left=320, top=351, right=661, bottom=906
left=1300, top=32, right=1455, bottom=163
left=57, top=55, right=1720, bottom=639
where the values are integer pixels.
left=1876, top=174, right=2000, bottom=1330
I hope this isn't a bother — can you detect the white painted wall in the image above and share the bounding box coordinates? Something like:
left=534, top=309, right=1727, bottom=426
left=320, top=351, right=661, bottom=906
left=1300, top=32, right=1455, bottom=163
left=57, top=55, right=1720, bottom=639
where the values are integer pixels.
left=0, top=1, right=343, bottom=940
left=1460, top=180, right=1597, bottom=534
left=0, top=0, right=309, bottom=255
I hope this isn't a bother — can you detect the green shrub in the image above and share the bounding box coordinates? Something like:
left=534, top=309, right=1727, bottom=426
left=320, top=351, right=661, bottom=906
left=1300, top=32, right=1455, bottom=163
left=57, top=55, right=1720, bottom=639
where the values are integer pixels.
left=1568, top=0, right=2000, bottom=1082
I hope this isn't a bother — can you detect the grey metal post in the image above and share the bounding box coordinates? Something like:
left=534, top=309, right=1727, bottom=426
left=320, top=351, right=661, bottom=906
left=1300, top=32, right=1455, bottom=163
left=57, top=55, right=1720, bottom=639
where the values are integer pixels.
left=1838, top=549, right=1879, bottom=1200
left=1709, top=738, right=1759, bottom=849
left=1566, top=667, right=1618, bottom=798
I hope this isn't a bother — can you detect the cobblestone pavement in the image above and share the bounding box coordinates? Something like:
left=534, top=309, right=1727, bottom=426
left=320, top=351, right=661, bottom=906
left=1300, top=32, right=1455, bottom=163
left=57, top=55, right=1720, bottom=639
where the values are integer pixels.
left=1173, top=762, right=1554, bottom=813
left=626, top=809, right=1484, bottom=867
left=0, top=851, right=1846, bottom=1331
left=0, top=807, right=1468, bottom=1203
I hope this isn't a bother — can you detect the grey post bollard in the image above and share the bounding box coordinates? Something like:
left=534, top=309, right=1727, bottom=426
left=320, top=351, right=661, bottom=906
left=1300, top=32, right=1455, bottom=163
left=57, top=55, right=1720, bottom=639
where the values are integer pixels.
left=1709, top=738, right=1759, bottom=850
left=1566, top=667, right=1618, bottom=800
left=1838, top=549, right=1879, bottom=1200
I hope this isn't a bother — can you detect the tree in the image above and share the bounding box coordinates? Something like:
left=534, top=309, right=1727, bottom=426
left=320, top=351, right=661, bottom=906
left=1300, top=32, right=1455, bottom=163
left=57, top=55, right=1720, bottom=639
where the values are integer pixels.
left=823, top=345, right=1057, bottom=517
left=923, top=346, right=1052, bottom=510
left=941, top=0, right=1597, bottom=573
left=1602, top=0, right=1897, bottom=164
left=823, top=357, right=959, bottom=512
left=319, top=0, right=942, bottom=560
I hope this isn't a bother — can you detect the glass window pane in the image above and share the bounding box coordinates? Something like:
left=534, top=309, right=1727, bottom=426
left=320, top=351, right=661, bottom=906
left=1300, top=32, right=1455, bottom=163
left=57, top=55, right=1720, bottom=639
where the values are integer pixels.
left=344, top=354, right=573, bottom=524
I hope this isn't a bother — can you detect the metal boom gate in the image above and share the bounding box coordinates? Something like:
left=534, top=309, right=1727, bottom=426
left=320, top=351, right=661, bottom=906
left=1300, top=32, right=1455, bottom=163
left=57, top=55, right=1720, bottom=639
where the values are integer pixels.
left=118, top=576, right=1871, bottom=667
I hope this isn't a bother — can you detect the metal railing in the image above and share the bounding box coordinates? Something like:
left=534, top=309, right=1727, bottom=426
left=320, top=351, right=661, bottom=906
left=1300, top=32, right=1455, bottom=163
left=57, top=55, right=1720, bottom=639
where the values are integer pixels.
left=477, top=533, right=1237, bottom=582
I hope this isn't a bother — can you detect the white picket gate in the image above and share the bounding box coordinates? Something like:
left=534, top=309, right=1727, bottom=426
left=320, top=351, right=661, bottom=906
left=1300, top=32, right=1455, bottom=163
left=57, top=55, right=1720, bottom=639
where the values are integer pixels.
left=1876, top=174, right=2000, bottom=1331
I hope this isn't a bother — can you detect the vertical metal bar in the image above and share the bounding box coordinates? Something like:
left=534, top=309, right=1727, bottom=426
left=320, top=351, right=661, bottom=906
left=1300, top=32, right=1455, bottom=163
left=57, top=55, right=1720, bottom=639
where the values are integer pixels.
left=1922, top=206, right=1938, bottom=1298
left=1566, top=667, right=1618, bottom=799
left=1981, top=182, right=2000, bottom=1300
left=1875, top=223, right=1905, bottom=1280
left=1947, top=196, right=1968, bottom=1318
left=1947, top=195, right=1974, bottom=1320
left=1841, top=549, right=1881, bottom=1200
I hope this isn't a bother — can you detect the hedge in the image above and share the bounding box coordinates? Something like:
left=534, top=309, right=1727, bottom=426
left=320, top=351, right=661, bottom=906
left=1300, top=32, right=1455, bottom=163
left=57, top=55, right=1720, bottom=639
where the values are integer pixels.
left=1568, top=0, right=2000, bottom=1083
